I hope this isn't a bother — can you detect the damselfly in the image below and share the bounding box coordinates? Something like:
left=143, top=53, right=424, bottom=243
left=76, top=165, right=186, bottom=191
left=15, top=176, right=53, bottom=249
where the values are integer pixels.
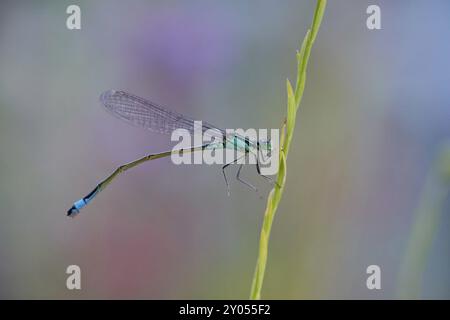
left=67, top=90, right=275, bottom=217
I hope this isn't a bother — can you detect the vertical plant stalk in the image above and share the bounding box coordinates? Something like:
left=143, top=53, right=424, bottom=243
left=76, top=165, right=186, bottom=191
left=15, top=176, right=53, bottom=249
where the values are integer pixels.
left=396, top=144, right=450, bottom=299
left=249, top=0, right=327, bottom=300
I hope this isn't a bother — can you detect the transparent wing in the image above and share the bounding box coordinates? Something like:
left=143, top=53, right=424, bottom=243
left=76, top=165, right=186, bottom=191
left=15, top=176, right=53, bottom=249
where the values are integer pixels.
left=100, top=90, right=226, bottom=139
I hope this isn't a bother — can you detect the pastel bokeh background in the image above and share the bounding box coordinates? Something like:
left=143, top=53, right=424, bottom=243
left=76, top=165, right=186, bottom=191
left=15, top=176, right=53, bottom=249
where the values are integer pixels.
left=0, top=0, right=449, bottom=299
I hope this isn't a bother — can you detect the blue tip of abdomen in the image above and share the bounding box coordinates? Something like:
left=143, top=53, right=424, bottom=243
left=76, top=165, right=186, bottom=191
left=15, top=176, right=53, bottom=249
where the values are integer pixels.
left=74, top=199, right=87, bottom=210
left=67, top=198, right=86, bottom=217
left=67, top=186, right=100, bottom=218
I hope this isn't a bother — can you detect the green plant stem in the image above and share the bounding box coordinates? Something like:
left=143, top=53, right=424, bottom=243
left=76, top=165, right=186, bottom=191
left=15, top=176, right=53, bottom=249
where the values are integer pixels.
left=396, top=144, right=450, bottom=299
left=249, top=0, right=327, bottom=300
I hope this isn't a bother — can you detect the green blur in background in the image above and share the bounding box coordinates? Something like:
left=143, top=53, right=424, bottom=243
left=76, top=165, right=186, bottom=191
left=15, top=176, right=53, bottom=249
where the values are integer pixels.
left=0, top=0, right=449, bottom=299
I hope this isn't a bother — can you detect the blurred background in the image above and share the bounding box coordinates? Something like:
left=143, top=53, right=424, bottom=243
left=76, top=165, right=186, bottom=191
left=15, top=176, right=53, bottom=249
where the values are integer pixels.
left=0, top=0, right=449, bottom=299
